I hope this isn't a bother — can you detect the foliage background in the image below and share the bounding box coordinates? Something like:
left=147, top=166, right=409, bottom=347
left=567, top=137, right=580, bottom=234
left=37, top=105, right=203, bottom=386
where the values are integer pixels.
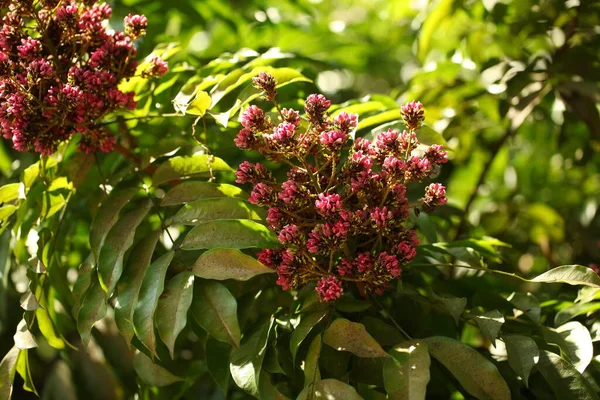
left=1, top=0, right=599, bottom=399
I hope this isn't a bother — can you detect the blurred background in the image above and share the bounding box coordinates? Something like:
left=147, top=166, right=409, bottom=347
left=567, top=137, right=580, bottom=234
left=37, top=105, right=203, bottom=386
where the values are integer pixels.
left=1, top=0, right=599, bottom=398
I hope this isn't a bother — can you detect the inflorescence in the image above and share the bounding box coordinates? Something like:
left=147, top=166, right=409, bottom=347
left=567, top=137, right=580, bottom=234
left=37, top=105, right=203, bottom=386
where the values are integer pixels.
left=0, top=1, right=168, bottom=154
left=235, top=72, right=448, bottom=302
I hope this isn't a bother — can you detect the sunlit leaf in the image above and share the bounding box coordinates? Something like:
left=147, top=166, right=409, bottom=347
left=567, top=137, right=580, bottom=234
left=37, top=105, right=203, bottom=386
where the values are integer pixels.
left=181, top=219, right=278, bottom=250
left=542, top=321, right=593, bottom=373
left=0, top=346, right=19, bottom=399
left=470, top=310, right=505, bottom=344
left=424, top=336, right=510, bottom=400
left=531, top=265, right=600, bottom=288
left=133, top=251, right=175, bottom=357
left=536, top=350, right=599, bottom=400
left=507, top=292, right=540, bottom=324
left=383, top=340, right=430, bottom=400
left=297, top=379, right=363, bottom=400
left=192, top=248, right=274, bottom=281
left=0, top=183, right=19, bottom=204
left=323, top=318, right=390, bottom=358
left=13, top=319, right=38, bottom=350
left=290, top=309, right=328, bottom=362
left=172, top=197, right=264, bottom=225
left=16, top=350, right=38, bottom=395
left=97, top=201, right=151, bottom=294
left=152, top=155, right=233, bottom=185
left=115, top=231, right=161, bottom=346
left=161, top=181, right=248, bottom=206
left=192, top=280, right=241, bottom=348
left=156, top=271, right=195, bottom=359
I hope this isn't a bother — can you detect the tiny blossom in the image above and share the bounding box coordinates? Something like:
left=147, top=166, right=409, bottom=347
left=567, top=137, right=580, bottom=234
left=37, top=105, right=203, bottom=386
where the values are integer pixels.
left=124, top=14, right=148, bottom=39
left=316, top=276, right=343, bottom=302
left=235, top=76, right=448, bottom=300
left=422, top=183, right=447, bottom=213
left=401, top=101, right=424, bottom=131
left=334, top=112, right=358, bottom=134
left=252, top=71, right=277, bottom=101
left=315, top=193, right=342, bottom=216
left=142, top=57, right=168, bottom=78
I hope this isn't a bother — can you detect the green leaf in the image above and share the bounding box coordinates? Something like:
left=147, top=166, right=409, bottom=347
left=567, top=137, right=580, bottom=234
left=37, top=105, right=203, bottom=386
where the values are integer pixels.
left=470, top=310, right=505, bottom=344
left=186, top=90, right=211, bottom=116
left=432, top=292, right=466, bottom=325
left=36, top=301, right=65, bottom=350
left=297, top=379, right=363, bottom=400
left=152, top=155, right=233, bottom=185
left=555, top=302, right=600, bottom=326
left=259, top=372, right=290, bottom=400
left=89, top=187, right=139, bottom=261
left=230, top=317, right=274, bottom=397
left=507, top=292, right=541, bottom=324
left=418, top=0, right=455, bottom=62
left=97, top=201, right=151, bottom=294
left=161, top=182, right=248, bottom=206
left=0, top=205, right=17, bottom=221
left=542, top=321, right=593, bottom=373
left=504, top=335, right=539, bottom=387
left=323, top=318, right=390, bottom=358
left=173, top=78, right=203, bottom=114
left=16, top=350, right=38, bottom=395
left=536, top=350, right=599, bottom=400
left=423, top=336, right=510, bottom=400
left=191, top=280, right=241, bottom=348
left=206, top=337, right=231, bottom=394
left=156, top=271, right=195, bottom=359
left=531, top=265, right=600, bottom=288
left=417, top=125, right=449, bottom=147
left=290, top=309, right=328, bottom=362
left=115, top=231, right=161, bottom=346
left=133, top=351, right=183, bottom=387
left=192, top=248, right=274, bottom=281
left=77, top=274, right=108, bottom=347
left=304, top=334, right=322, bottom=388
left=181, top=219, right=278, bottom=250
left=361, top=316, right=405, bottom=347
left=0, top=346, right=19, bottom=399
left=133, top=251, right=175, bottom=357
left=358, top=110, right=401, bottom=132
left=0, top=183, right=19, bottom=203
left=72, top=255, right=94, bottom=318
left=383, top=340, right=431, bottom=400
left=13, top=319, right=38, bottom=349
left=172, top=197, right=264, bottom=225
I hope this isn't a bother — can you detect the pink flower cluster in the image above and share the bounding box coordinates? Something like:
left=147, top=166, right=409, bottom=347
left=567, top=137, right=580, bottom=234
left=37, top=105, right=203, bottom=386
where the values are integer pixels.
left=237, top=73, right=448, bottom=302
left=0, top=1, right=168, bottom=154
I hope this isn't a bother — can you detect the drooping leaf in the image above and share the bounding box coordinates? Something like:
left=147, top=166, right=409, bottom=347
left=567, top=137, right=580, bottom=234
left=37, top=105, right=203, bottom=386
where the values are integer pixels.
left=152, top=155, right=233, bottom=185
left=290, top=309, right=328, bottom=362
left=0, top=205, right=17, bottom=221
left=156, top=271, right=195, bottom=358
left=432, top=292, right=466, bottom=324
left=383, top=340, right=431, bottom=400
left=191, top=280, right=241, bottom=348
left=504, top=335, right=539, bottom=387
left=531, top=265, right=600, bottom=288
left=423, top=336, right=510, bottom=400
left=192, top=248, right=274, bottom=281
left=115, top=231, right=161, bottom=346
left=470, top=310, right=505, bottom=344
left=181, top=219, right=278, bottom=250
left=77, top=274, right=108, bottom=347
left=13, top=319, right=38, bottom=350
left=133, top=351, right=183, bottom=387
left=20, top=291, right=41, bottom=311
left=172, top=197, right=264, bottom=225
left=16, top=350, right=37, bottom=395
left=36, top=300, right=65, bottom=350
left=0, top=346, right=19, bottom=399
left=230, top=317, right=274, bottom=397
left=97, top=201, right=151, bottom=294
left=507, top=292, right=541, bottom=324
left=542, top=321, right=593, bottom=373
left=0, top=183, right=19, bottom=203
left=72, top=255, right=94, bottom=318
left=206, top=337, right=231, bottom=394
left=536, top=350, right=599, bottom=400
left=297, top=379, right=363, bottom=400
left=186, top=90, right=211, bottom=116
left=555, top=302, right=600, bottom=326
left=258, top=371, right=290, bottom=400
left=133, top=251, right=175, bottom=357
left=323, top=318, right=390, bottom=359
left=304, top=334, right=322, bottom=388
left=161, top=181, right=248, bottom=206
left=89, top=187, right=139, bottom=261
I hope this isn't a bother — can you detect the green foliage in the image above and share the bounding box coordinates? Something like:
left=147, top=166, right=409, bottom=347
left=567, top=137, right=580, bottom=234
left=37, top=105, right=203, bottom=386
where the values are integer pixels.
left=1, top=0, right=599, bottom=399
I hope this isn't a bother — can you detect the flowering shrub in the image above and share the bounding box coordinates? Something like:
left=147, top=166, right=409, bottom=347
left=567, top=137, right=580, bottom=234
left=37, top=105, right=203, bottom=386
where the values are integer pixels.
left=235, top=72, right=448, bottom=301
left=0, top=0, right=167, bottom=155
